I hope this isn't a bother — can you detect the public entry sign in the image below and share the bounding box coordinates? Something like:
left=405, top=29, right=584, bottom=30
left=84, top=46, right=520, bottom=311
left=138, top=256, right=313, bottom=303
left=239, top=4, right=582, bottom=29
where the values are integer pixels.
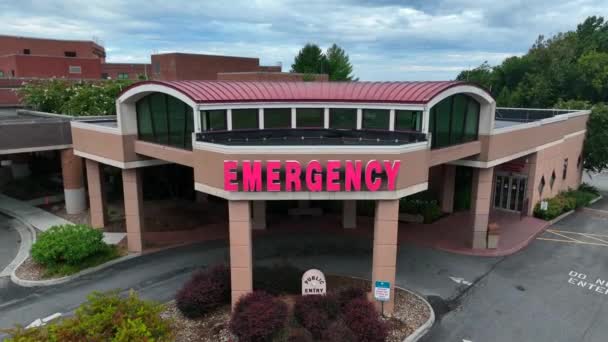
left=302, top=269, right=326, bottom=295
left=374, top=281, right=391, bottom=302
left=224, top=159, right=401, bottom=192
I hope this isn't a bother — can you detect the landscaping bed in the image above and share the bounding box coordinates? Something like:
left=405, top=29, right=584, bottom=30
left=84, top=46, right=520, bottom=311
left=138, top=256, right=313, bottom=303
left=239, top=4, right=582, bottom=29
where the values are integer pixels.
left=534, top=184, right=600, bottom=220
left=164, top=270, right=430, bottom=342
left=15, top=224, right=126, bottom=280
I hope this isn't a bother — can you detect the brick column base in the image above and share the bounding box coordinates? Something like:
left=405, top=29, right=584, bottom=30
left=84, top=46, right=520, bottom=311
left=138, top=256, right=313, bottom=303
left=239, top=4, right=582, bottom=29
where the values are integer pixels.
left=85, top=159, right=106, bottom=228
left=61, top=149, right=86, bottom=214
left=122, top=169, right=144, bottom=253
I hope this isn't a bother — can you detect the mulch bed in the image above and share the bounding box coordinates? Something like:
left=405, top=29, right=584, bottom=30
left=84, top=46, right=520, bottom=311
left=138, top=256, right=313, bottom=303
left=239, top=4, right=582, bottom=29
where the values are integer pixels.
left=162, top=275, right=430, bottom=342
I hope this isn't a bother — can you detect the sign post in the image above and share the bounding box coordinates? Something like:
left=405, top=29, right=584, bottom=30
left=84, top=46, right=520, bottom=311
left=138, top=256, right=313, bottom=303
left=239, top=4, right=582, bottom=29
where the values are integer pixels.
left=374, top=281, right=391, bottom=317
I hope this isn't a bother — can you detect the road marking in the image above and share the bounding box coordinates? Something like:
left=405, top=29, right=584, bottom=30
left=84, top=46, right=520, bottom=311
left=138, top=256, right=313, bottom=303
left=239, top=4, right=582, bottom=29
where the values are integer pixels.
left=546, top=230, right=585, bottom=243
left=537, top=237, right=608, bottom=247
left=449, top=276, right=472, bottom=286
left=582, top=234, right=608, bottom=245
left=547, top=229, right=608, bottom=238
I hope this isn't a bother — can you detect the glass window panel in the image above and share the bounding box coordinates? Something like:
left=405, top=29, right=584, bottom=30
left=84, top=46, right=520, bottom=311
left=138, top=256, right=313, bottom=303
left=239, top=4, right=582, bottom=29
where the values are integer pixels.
left=433, top=97, right=451, bottom=148
left=329, top=108, right=357, bottom=129
left=362, top=109, right=390, bottom=129
left=149, top=93, right=168, bottom=144
left=296, top=108, right=324, bottom=128
left=264, top=108, right=291, bottom=128
left=167, top=96, right=186, bottom=148
left=203, top=110, right=227, bottom=131
left=494, top=176, right=502, bottom=207
left=395, top=110, right=422, bottom=131
left=464, top=99, right=480, bottom=142
left=136, top=98, right=154, bottom=142
left=232, top=108, right=259, bottom=130
left=429, top=109, right=436, bottom=147
left=185, top=106, right=194, bottom=149
left=450, top=95, right=467, bottom=144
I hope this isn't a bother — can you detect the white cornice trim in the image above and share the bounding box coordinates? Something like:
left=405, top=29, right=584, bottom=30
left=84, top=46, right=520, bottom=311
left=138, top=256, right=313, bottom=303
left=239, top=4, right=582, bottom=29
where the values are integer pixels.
left=197, top=102, right=425, bottom=111
left=449, top=129, right=586, bottom=168
left=73, top=150, right=168, bottom=169
left=71, top=121, right=122, bottom=135
left=193, top=140, right=429, bottom=155
left=195, top=182, right=428, bottom=200
left=0, top=144, right=72, bottom=155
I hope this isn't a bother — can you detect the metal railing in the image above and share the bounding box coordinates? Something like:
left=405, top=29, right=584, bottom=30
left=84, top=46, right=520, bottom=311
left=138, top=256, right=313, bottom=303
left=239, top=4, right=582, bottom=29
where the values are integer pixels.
left=495, top=107, right=575, bottom=123
left=196, top=128, right=427, bottom=146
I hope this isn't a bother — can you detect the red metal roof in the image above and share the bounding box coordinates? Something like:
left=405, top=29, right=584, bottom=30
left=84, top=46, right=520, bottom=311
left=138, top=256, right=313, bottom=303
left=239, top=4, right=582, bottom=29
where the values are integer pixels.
left=122, top=80, right=488, bottom=104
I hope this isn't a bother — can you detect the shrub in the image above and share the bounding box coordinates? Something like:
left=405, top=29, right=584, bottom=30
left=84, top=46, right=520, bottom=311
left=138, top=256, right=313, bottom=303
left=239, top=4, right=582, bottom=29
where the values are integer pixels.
left=1, top=290, right=173, bottom=341
left=230, top=291, right=288, bottom=342
left=254, top=264, right=303, bottom=295
left=399, top=192, right=443, bottom=223
left=343, top=298, right=388, bottom=342
left=18, top=79, right=132, bottom=116
left=336, top=286, right=367, bottom=310
left=30, top=224, right=108, bottom=267
left=321, top=320, right=357, bottom=342
left=534, top=196, right=565, bottom=220
left=579, top=182, right=600, bottom=195
left=294, top=294, right=340, bottom=338
left=175, top=264, right=230, bottom=318
left=563, top=189, right=598, bottom=209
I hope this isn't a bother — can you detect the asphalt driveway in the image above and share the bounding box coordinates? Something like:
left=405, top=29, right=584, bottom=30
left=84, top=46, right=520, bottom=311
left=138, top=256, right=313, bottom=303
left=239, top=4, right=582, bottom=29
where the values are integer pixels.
left=424, top=210, right=608, bottom=342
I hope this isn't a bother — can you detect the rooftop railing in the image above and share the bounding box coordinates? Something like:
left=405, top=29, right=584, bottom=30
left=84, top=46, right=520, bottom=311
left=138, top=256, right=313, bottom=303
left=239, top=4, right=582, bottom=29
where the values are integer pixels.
left=196, top=128, right=427, bottom=146
left=495, top=107, right=577, bottom=123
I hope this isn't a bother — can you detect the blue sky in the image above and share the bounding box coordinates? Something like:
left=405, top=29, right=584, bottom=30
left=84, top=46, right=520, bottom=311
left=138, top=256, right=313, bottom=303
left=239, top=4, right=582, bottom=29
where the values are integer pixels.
left=1, top=0, right=606, bottom=80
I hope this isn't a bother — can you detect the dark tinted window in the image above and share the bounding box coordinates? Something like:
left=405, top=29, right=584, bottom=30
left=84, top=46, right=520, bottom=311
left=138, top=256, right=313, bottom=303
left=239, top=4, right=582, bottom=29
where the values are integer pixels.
left=296, top=108, right=324, bottom=127
left=232, top=109, right=259, bottom=130
left=136, top=93, right=194, bottom=150
left=362, top=109, right=390, bottom=129
left=330, top=108, right=357, bottom=129
left=264, top=108, right=291, bottom=128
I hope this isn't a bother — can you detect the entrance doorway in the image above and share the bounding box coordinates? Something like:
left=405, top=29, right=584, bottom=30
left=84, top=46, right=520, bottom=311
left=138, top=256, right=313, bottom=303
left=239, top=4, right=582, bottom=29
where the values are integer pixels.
left=494, top=173, right=527, bottom=212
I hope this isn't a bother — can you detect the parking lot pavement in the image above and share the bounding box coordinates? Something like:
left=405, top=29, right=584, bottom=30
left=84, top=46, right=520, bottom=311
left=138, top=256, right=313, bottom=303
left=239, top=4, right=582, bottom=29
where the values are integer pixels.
left=0, top=215, right=21, bottom=275
left=424, top=211, right=608, bottom=342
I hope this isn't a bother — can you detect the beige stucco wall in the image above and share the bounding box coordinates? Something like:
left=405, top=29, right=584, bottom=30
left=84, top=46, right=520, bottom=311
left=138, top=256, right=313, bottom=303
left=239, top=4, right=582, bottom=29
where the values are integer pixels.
left=72, top=127, right=143, bottom=163
left=479, top=114, right=588, bottom=162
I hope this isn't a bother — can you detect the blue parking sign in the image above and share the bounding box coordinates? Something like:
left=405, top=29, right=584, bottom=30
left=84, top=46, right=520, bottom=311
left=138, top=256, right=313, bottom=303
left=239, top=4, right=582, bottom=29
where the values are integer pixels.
left=374, top=281, right=391, bottom=302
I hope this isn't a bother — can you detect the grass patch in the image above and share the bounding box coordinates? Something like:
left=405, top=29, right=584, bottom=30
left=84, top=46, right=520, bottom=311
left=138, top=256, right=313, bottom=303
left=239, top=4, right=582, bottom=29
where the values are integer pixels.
left=42, top=245, right=123, bottom=278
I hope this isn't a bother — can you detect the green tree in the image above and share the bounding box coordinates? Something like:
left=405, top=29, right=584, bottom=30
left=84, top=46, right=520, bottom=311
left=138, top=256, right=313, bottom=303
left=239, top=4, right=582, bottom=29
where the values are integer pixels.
left=456, top=61, right=494, bottom=90
left=325, top=44, right=356, bottom=81
left=582, top=104, right=608, bottom=173
left=291, top=43, right=327, bottom=74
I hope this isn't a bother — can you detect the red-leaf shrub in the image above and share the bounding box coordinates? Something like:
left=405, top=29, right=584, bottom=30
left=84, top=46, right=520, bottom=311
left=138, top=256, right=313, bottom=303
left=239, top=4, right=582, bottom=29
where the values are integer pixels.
left=229, top=291, right=288, bottom=342
left=321, top=320, right=357, bottom=342
left=343, top=298, right=388, bottom=342
left=175, top=264, right=230, bottom=318
left=336, top=286, right=367, bottom=310
left=293, top=294, right=339, bottom=338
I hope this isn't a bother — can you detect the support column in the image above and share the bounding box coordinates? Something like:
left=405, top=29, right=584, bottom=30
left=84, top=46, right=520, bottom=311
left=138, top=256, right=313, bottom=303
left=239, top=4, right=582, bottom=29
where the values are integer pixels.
left=471, top=167, right=494, bottom=249
left=61, top=149, right=86, bottom=214
left=342, top=200, right=357, bottom=229
left=122, top=168, right=144, bottom=253
left=252, top=201, right=266, bottom=230
left=85, top=159, right=107, bottom=228
left=440, top=165, right=456, bottom=213
left=371, top=200, right=399, bottom=315
left=229, top=200, right=253, bottom=308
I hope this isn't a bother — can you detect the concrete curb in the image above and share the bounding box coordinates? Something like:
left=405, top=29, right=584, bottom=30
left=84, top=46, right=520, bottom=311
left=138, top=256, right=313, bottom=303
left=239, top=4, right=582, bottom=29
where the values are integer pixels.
left=0, top=210, right=36, bottom=278
left=588, top=194, right=603, bottom=205
left=11, top=253, right=140, bottom=287
left=399, top=285, right=436, bottom=342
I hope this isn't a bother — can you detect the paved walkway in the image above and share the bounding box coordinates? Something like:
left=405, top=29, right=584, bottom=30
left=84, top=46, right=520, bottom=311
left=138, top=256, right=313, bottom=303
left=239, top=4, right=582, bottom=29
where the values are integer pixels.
left=399, top=210, right=550, bottom=256
left=0, top=215, right=20, bottom=276
left=0, top=193, right=125, bottom=245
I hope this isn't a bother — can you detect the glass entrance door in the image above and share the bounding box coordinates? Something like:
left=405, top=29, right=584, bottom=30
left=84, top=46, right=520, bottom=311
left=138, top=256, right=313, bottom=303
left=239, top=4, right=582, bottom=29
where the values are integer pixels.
left=493, top=173, right=527, bottom=212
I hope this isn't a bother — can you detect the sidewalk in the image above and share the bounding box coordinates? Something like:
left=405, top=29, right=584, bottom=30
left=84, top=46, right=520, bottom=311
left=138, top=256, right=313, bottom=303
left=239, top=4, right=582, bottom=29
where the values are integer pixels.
left=0, top=193, right=125, bottom=245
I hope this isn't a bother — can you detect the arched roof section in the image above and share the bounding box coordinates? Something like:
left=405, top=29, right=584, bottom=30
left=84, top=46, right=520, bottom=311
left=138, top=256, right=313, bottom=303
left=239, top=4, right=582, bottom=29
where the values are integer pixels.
left=118, top=80, right=493, bottom=105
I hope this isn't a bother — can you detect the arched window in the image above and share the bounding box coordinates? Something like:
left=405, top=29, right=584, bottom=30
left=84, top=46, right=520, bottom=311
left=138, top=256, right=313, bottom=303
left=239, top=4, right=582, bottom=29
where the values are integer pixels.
left=136, top=93, right=194, bottom=150
left=428, top=94, right=480, bottom=149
